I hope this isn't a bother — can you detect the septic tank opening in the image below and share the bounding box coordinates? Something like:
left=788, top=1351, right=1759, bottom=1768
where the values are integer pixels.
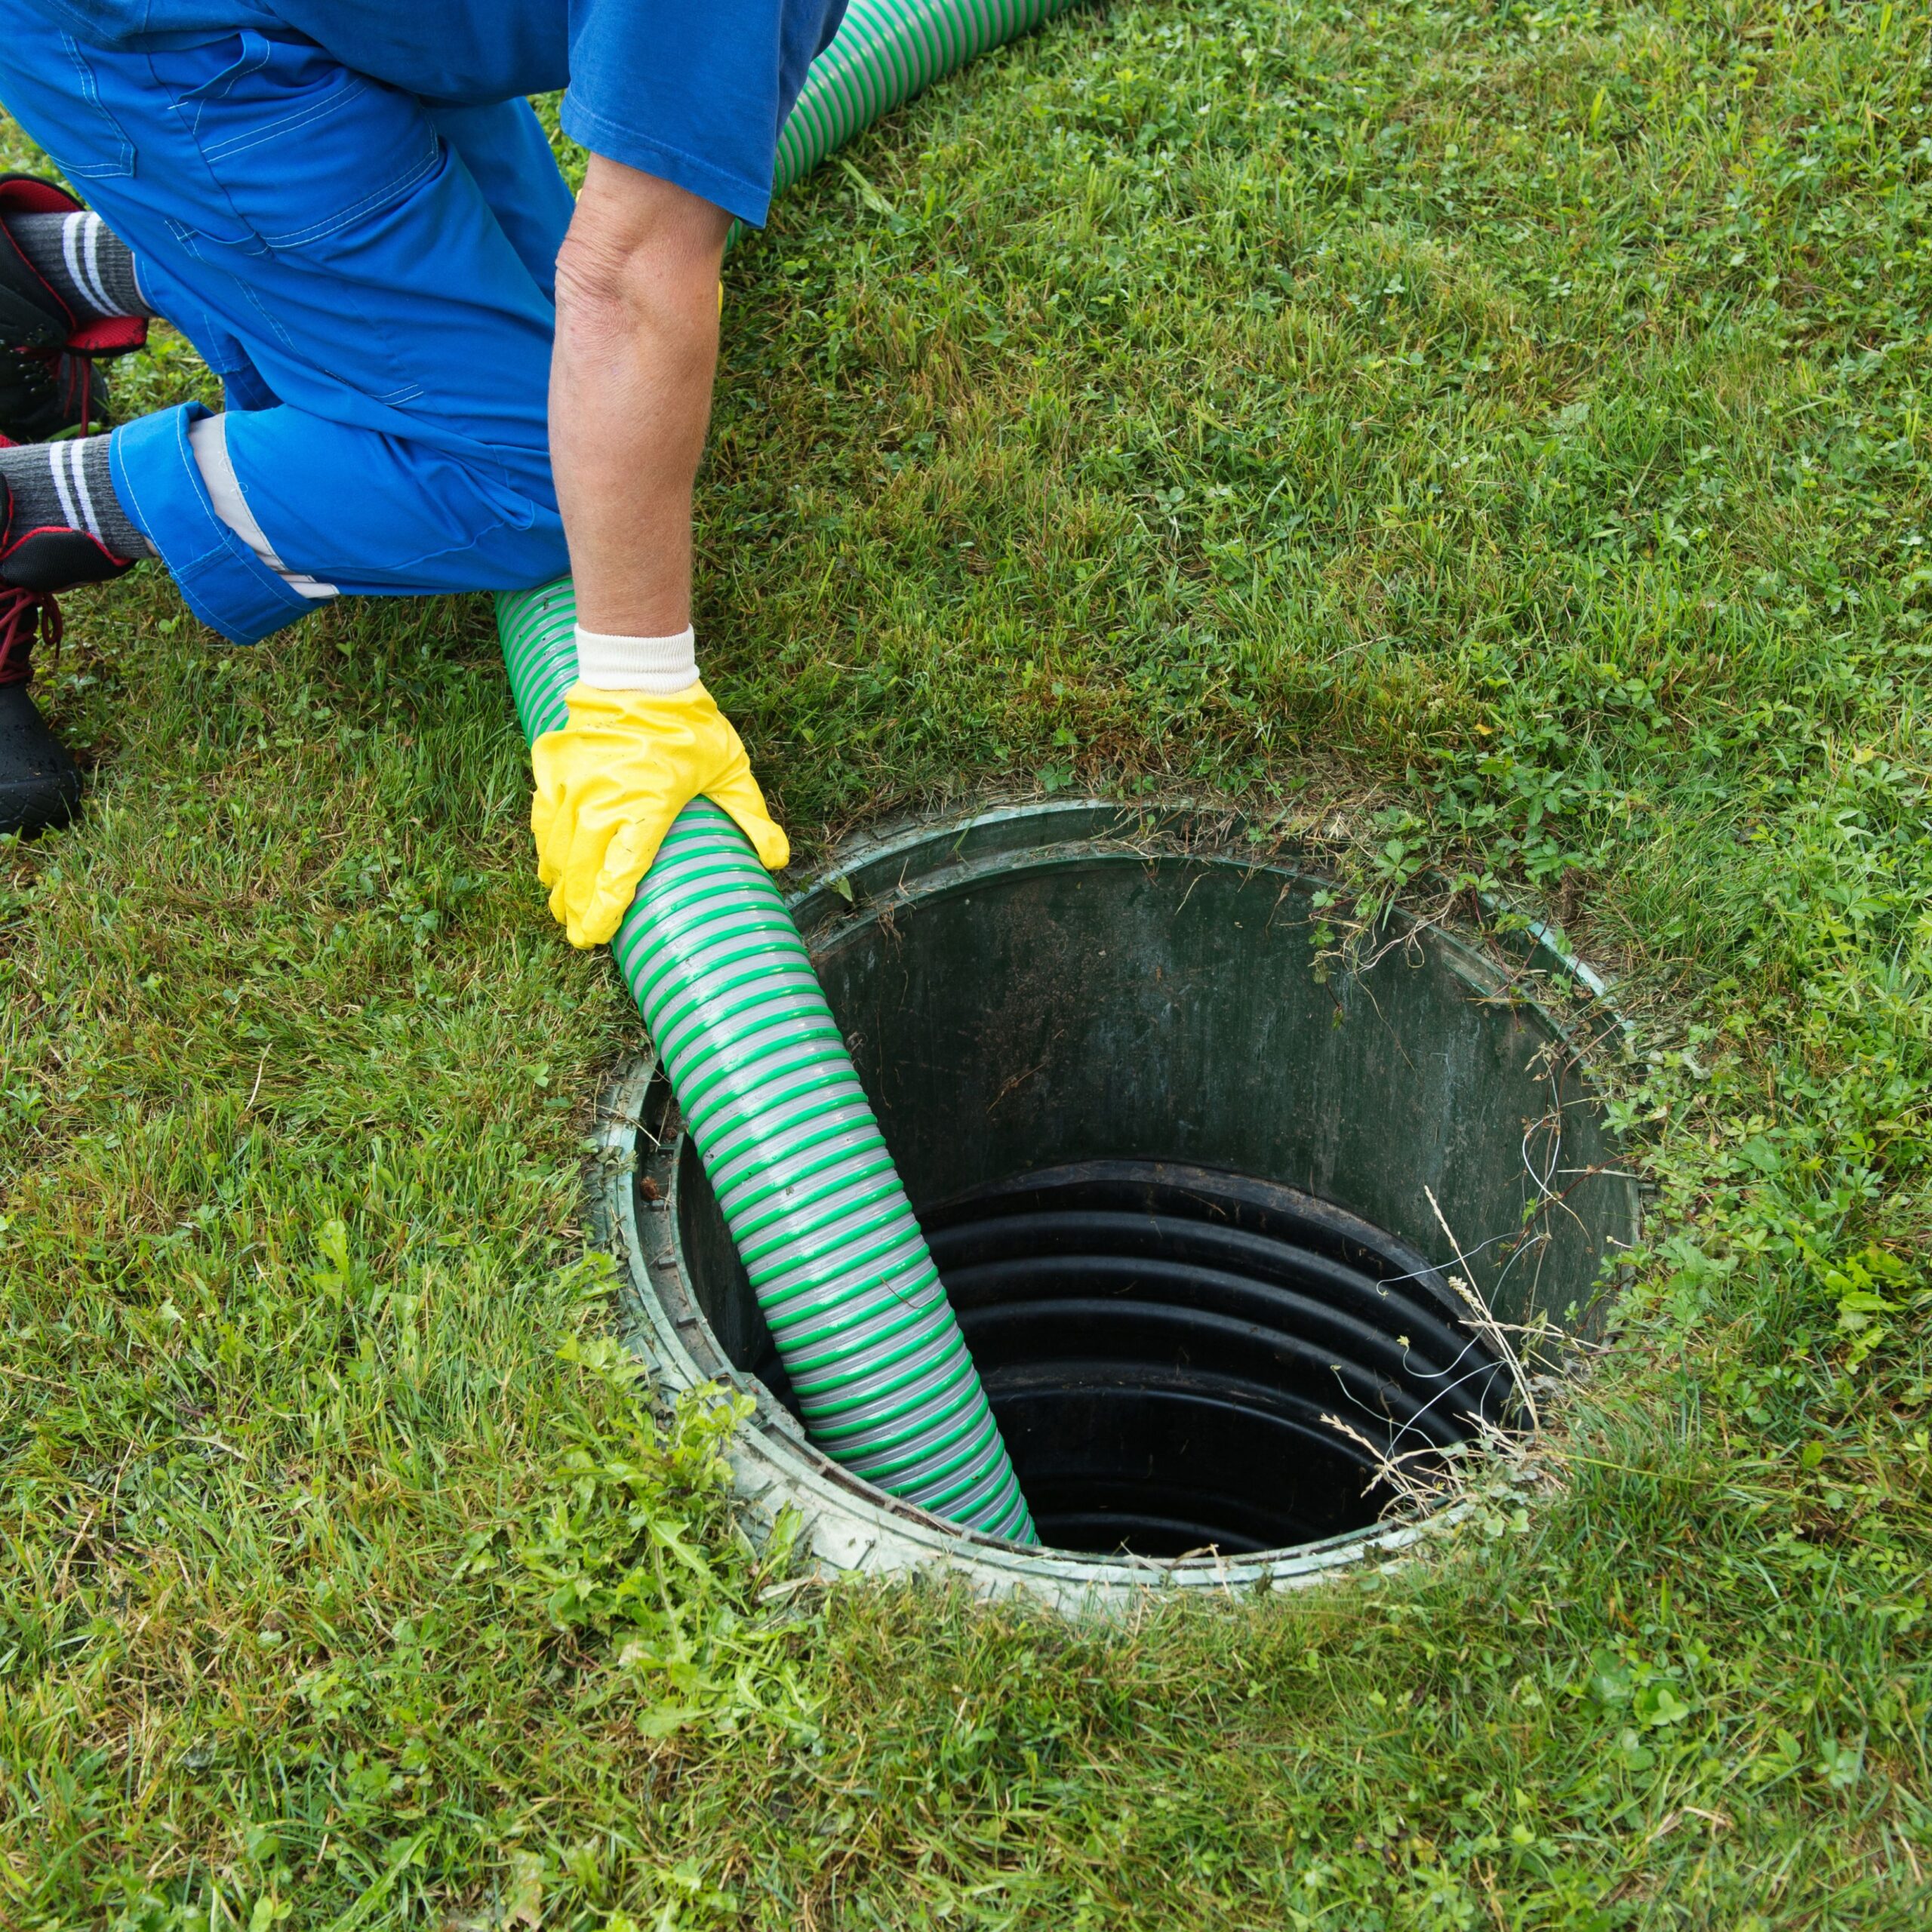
left=605, top=802, right=1638, bottom=1587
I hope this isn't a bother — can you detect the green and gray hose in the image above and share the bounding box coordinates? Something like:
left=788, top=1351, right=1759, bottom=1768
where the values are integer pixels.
left=499, top=600, right=1035, bottom=1536
left=776, top=0, right=1087, bottom=193
left=499, top=2, right=1083, bottom=1541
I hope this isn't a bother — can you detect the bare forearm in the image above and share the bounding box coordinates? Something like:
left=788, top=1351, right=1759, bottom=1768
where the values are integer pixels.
left=549, top=156, right=731, bottom=638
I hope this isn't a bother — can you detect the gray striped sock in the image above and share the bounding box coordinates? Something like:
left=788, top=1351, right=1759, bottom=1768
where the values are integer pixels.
left=8, top=212, right=152, bottom=322
left=0, top=435, right=154, bottom=561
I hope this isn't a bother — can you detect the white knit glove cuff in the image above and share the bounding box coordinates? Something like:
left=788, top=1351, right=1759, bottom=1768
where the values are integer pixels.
left=573, top=623, right=700, bottom=695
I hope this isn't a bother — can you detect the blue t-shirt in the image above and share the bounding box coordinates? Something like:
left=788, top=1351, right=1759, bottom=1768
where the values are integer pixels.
left=42, top=1, right=851, bottom=223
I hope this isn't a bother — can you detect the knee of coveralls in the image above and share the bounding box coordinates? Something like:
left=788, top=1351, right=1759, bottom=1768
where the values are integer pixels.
left=0, top=10, right=570, bottom=644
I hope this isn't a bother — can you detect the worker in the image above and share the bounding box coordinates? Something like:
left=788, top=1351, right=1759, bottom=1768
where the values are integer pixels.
left=0, top=2, right=826, bottom=946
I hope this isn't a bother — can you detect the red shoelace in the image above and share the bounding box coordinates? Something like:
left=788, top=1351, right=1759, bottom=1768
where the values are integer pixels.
left=0, top=580, right=60, bottom=688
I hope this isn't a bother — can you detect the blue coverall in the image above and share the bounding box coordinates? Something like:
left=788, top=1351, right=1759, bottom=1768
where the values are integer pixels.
left=0, top=3, right=843, bottom=642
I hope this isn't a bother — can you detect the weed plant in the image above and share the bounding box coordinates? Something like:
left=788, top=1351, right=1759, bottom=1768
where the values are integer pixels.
left=5, top=1, right=1931, bottom=1924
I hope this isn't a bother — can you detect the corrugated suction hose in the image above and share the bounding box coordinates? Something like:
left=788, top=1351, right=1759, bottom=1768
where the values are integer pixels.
left=498, top=585, right=1036, bottom=1541
left=775, top=1, right=1088, bottom=193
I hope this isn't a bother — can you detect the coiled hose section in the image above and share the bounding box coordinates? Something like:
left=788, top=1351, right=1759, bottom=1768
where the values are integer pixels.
left=499, top=583, right=1036, bottom=1541
left=497, top=2, right=1081, bottom=1539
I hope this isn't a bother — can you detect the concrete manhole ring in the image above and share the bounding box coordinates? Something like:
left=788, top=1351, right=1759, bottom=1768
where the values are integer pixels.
left=590, top=800, right=1640, bottom=1613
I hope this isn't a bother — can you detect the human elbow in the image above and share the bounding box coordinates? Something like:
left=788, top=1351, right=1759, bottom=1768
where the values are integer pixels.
left=555, top=226, right=654, bottom=324
left=555, top=174, right=725, bottom=340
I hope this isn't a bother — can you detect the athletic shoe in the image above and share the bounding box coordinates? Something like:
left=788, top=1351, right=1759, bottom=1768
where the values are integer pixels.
left=0, top=581, right=81, bottom=835
left=0, top=174, right=147, bottom=358
left=0, top=346, right=109, bottom=445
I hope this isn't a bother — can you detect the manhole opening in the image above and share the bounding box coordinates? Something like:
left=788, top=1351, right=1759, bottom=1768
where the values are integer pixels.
left=642, top=805, right=1637, bottom=1567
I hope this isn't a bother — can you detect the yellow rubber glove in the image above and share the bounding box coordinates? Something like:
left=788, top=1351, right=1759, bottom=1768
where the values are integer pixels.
left=530, top=681, right=789, bottom=948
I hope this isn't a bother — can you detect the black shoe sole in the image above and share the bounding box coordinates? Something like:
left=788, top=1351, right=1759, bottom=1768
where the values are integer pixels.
left=0, top=679, right=82, bottom=835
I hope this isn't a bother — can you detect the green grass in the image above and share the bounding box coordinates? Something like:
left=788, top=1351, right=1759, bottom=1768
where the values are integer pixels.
left=5, top=0, right=1931, bottom=1923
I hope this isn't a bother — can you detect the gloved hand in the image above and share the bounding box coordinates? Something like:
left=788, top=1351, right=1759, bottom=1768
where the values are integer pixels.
left=531, top=680, right=789, bottom=948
